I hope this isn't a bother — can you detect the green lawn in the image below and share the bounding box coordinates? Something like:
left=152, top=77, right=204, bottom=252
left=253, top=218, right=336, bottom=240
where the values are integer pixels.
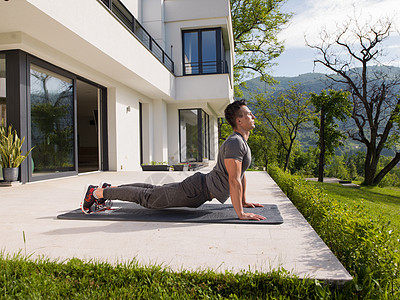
left=309, top=181, right=400, bottom=239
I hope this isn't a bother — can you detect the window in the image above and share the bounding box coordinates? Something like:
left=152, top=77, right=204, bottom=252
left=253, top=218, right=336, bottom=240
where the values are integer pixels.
left=179, top=109, right=210, bottom=162
left=30, top=64, right=75, bottom=177
left=182, top=28, right=226, bottom=75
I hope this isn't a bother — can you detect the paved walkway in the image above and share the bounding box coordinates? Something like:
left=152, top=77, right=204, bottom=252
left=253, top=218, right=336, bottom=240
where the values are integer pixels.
left=0, top=168, right=352, bottom=283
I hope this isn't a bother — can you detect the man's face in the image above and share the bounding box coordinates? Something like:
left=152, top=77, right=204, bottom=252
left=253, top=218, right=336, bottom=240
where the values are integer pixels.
left=237, top=105, right=255, bottom=130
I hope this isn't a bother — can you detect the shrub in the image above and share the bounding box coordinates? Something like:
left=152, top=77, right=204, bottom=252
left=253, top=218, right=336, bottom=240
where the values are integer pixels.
left=268, top=165, right=400, bottom=299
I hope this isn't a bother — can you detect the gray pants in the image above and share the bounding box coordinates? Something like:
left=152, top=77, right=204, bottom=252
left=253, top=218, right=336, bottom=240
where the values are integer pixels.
left=103, top=172, right=212, bottom=209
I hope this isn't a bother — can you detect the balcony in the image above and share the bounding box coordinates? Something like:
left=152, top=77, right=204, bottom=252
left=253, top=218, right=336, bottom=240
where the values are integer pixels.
left=184, top=60, right=229, bottom=76
left=99, top=0, right=174, bottom=73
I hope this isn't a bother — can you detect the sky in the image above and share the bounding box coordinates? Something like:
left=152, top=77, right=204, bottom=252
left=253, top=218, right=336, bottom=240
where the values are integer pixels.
left=271, top=0, right=400, bottom=77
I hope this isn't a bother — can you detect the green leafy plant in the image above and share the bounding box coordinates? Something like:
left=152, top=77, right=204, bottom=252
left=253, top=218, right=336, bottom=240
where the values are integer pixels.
left=145, top=161, right=168, bottom=166
left=268, top=164, right=400, bottom=298
left=0, top=122, right=33, bottom=168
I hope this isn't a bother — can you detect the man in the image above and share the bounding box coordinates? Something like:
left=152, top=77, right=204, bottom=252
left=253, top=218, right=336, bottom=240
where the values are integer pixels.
left=82, top=99, right=265, bottom=221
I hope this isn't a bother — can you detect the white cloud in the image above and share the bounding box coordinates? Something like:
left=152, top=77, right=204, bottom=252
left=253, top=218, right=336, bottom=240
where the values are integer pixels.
left=279, top=0, right=399, bottom=49
left=387, top=44, right=400, bottom=50
left=271, top=0, right=400, bottom=76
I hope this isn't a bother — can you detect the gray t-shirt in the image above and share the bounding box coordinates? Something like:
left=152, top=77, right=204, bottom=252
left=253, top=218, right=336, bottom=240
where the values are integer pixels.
left=206, top=132, right=251, bottom=203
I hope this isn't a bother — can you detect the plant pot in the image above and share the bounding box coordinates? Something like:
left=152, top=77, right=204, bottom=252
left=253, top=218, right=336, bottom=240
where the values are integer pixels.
left=172, top=164, right=189, bottom=171
left=141, top=165, right=171, bottom=171
left=3, top=167, right=19, bottom=182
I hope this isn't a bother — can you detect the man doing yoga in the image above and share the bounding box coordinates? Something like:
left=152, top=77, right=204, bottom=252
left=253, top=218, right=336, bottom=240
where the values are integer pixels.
left=81, top=99, right=266, bottom=221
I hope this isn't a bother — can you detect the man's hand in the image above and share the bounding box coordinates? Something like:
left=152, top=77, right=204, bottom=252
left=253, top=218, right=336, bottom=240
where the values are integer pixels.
left=240, top=202, right=266, bottom=220
left=243, top=202, right=264, bottom=208
left=239, top=212, right=266, bottom=221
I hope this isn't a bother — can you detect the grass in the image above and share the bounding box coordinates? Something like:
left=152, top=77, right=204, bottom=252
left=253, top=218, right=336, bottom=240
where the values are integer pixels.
left=0, top=253, right=330, bottom=299
left=309, top=181, right=400, bottom=240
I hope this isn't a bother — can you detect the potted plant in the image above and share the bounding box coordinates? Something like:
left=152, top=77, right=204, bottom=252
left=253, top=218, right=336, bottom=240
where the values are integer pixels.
left=172, top=163, right=189, bottom=171
left=0, top=122, right=33, bottom=182
left=141, top=161, right=171, bottom=171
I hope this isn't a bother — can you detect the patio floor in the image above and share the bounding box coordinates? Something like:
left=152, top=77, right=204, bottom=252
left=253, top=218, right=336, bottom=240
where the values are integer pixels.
left=0, top=167, right=352, bottom=283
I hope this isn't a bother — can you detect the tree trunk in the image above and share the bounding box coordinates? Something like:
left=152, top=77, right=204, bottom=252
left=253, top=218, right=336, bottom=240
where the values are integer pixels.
left=373, top=152, right=400, bottom=185
left=283, top=152, right=290, bottom=171
left=318, top=108, right=325, bottom=182
left=283, top=141, right=294, bottom=172
left=363, top=146, right=379, bottom=186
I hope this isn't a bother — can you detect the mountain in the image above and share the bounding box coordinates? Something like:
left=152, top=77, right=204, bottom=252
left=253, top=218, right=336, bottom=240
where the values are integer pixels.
left=241, top=66, right=400, bottom=99
left=242, top=72, right=332, bottom=99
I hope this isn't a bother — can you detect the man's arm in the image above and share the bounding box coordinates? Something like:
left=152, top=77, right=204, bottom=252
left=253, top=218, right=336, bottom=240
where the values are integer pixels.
left=241, top=174, right=264, bottom=208
left=224, top=158, right=265, bottom=221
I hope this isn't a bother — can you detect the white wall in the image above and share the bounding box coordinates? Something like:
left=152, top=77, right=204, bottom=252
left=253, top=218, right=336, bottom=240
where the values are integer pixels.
left=121, top=0, right=141, bottom=21
left=109, top=85, right=157, bottom=171
left=107, top=88, right=118, bottom=171
left=141, top=0, right=165, bottom=50
left=153, top=99, right=169, bottom=163
left=165, top=0, right=230, bottom=22
left=140, top=102, right=153, bottom=164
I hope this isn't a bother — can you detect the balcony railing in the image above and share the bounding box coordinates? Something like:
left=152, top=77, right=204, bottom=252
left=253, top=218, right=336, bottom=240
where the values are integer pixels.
left=184, top=60, right=229, bottom=76
left=99, top=0, right=174, bottom=73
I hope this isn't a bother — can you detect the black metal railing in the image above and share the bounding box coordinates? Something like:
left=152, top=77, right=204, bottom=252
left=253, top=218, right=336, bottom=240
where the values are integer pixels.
left=184, top=60, right=229, bottom=76
left=99, top=0, right=174, bottom=73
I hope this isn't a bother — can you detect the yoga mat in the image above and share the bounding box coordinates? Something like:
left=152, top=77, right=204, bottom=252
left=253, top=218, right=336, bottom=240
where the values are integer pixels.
left=57, top=202, right=283, bottom=225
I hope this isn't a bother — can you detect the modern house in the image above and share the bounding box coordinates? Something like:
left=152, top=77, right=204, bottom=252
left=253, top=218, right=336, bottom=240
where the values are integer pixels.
left=0, top=0, right=234, bottom=182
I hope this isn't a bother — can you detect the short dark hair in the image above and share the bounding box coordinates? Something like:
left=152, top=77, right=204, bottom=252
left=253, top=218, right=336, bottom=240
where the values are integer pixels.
left=224, top=99, right=247, bottom=129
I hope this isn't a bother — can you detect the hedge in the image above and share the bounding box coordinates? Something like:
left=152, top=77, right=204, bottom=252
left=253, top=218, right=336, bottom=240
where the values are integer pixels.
left=268, top=165, right=400, bottom=299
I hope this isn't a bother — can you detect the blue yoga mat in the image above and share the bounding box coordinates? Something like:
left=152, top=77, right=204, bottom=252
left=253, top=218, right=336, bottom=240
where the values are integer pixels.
left=57, top=202, right=283, bottom=225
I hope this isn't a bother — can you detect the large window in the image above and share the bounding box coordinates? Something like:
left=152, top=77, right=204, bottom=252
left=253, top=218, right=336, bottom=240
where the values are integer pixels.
left=179, top=109, right=210, bottom=162
left=182, top=28, right=226, bottom=75
left=30, top=64, right=75, bottom=177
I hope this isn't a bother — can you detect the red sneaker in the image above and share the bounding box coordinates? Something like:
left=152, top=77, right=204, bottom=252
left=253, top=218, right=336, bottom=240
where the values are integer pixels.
left=81, top=184, right=98, bottom=214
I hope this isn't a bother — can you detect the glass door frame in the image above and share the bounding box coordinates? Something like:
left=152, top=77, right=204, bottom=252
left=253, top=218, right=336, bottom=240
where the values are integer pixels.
left=27, top=56, right=78, bottom=181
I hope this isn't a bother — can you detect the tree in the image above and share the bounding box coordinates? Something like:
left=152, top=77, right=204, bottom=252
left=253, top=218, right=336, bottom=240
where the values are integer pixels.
left=231, top=0, right=291, bottom=95
left=310, top=89, right=351, bottom=182
left=307, top=16, right=400, bottom=186
left=254, top=84, right=314, bottom=171
left=247, top=119, right=278, bottom=169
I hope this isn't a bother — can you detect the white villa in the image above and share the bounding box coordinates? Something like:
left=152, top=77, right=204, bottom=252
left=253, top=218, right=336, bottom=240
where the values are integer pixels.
left=0, top=0, right=234, bottom=182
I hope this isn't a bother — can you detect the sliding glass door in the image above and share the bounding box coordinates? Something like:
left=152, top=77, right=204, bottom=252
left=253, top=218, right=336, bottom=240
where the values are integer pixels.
left=30, top=64, right=75, bottom=178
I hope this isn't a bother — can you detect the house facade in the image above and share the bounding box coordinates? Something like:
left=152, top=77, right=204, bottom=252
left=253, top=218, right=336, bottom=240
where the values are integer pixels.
left=0, top=0, right=234, bottom=182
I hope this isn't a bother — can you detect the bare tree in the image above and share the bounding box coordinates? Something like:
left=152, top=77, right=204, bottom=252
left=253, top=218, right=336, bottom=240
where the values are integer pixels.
left=307, top=15, right=400, bottom=186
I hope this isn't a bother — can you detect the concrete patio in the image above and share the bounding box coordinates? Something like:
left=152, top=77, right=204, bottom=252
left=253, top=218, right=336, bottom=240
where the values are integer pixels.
left=0, top=167, right=352, bottom=283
